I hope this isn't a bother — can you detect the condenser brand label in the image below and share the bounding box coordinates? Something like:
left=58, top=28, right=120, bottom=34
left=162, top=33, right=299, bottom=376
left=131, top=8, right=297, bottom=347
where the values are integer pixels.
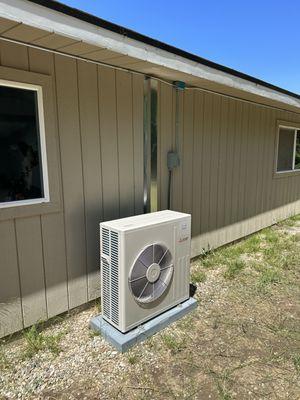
left=179, top=236, right=189, bottom=243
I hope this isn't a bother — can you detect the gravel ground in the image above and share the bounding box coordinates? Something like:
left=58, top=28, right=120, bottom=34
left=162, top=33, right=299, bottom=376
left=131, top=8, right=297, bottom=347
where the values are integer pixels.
left=0, top=217, right=300, bottom=400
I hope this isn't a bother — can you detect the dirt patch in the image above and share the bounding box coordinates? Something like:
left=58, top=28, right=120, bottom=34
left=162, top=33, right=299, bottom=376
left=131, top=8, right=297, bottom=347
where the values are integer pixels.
left=1, top=216, right=300, bottom=400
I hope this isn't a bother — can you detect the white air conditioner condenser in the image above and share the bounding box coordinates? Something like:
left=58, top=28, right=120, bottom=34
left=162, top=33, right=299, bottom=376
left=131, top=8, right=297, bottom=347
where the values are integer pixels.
left=100, top=210, right=191, bottom=333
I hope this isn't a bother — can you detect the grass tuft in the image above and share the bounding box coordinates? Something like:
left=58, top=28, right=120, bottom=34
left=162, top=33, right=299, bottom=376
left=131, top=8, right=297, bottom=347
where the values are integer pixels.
left=126, top=352, right=140, bottom=365
left=191, top=269, right=206, bottom=283
left=0, top=345, right=10, bottom=371
left=223, top=259, right=245, bottom=280
left=161, top=333, right=186, bottom=354
left=293, top=355, right=300, bottom=373
left=22, top=325, right=64, bottom=358
left=89, top=329, right=102, bottom=339
left=258, top=268, right=281, bottom=287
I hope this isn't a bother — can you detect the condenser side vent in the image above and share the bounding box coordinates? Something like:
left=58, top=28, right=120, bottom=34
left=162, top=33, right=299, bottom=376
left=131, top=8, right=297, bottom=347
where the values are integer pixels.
left=110, top=231, right=119, bottom=325
left=101, top=227, right=120, bottom=325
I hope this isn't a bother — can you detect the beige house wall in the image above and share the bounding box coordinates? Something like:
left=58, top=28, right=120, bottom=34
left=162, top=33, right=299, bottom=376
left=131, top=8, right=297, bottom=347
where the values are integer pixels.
left=0, top=41, right=300, bottom=338
left=0, top=41, right=144, bottom=337
left=157, top=83, right=300, bottom=257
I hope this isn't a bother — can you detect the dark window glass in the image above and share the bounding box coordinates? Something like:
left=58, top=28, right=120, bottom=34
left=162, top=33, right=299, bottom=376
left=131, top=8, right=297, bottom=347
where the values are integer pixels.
left=277, top=128, right=295, bottom=172
left=295, top=131, right=300, bottom=170
left=0, top=85, right=44, bottom=203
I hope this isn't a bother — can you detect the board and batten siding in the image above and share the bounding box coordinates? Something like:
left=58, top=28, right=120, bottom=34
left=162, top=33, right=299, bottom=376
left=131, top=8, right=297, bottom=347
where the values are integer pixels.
left=0, top=41, right=144, bottom=337
left=1, top=41, right=300, bottom=338
left=157, top=83, right=300, bottom=257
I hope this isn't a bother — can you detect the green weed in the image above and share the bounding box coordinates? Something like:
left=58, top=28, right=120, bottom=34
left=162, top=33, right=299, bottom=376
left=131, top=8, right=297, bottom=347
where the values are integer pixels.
left=89, top=329, right=102, bottom=338
left=22, top=325, right=64, bottom=358
left=223, top=259, right=245, bottom=280
left=161, top=333, right=186, bottom=354
left=0, top=346, right=10, bottom=370
left=292, top=355, right=300, bottom=372
left=191, top=269, right=206, bottom=283
left=259, top=268, right=281, bottom=287
left=127, top=352, right=140, bottom=365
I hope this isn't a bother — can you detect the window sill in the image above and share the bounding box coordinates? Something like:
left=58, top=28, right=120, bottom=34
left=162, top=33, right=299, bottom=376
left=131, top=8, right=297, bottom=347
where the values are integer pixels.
left=273, top=170, right=300, bottom=179
left=0, top=198, right=50, bottom=209
left=0, top=199, right=61, bottom=221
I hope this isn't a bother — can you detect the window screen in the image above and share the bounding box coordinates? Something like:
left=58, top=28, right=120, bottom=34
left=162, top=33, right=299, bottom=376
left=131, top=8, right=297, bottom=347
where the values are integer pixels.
left=277, top=127, right=300, bottom=172
left=0, top=85, right=44, bottom=204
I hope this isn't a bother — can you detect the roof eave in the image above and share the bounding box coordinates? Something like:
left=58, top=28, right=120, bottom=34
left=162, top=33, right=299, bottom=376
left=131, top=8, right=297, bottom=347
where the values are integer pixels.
left=1, top=0, right=300, bottom=112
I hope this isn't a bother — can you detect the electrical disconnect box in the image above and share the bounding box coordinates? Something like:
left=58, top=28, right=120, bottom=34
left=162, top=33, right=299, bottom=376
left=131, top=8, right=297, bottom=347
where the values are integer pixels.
left=167, top=151, right=180, bottom=170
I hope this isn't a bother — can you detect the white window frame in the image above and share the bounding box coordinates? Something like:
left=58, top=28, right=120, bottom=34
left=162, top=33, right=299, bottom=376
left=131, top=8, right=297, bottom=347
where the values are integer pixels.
left=0, top=79, right=50, bottom=209
left=276, top=123, right=300, bottom=174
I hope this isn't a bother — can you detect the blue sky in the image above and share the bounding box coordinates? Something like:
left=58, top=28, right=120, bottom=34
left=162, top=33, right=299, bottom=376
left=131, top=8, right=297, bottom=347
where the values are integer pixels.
left=62, top=0, right=300, bottom=94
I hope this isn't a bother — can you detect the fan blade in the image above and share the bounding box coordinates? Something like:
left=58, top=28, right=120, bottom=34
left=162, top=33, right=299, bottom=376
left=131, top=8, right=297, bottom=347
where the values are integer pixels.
left=159, top=265, right=173, bottom=286
left=130, top=259, right=148, bottom=281
left=139, top=245, right=154, bottom=268
left=153, top=280, right=167, bottom=299
left=130, top=276, right=148, bottom=298
left=153, top=244, right=165, bottom=264
left=159, top=250, right=172, bottom=269
left=138, top=281, right=149, bottom=299
left=129, top=275, right=147, bottom=283
left=157, top=248, right=168, bottom=265
left=139, top=281, right=155, bottom=301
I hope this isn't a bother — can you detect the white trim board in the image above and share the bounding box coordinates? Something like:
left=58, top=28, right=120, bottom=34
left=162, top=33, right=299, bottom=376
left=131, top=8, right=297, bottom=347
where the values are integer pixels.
left=1, top=0, right=300, bottom=110
left=0, top=79, right=50, bottom=209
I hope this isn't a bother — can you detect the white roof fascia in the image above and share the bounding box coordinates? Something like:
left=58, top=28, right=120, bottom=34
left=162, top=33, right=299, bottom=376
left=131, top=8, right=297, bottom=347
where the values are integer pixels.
left=1, top=0, right=300, bottom=110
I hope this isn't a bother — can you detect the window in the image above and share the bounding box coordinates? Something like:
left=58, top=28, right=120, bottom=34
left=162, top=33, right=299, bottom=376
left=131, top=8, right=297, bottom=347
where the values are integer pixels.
left=277, top=126, right=300, bottom=173
left=0, top=81, right=48, bottom=208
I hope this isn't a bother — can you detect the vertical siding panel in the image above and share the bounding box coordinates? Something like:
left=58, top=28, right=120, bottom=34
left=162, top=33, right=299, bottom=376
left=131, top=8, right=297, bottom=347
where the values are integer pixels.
left=40, top=214, right=68, bottom=317
left=172, top=90, right=183, bottom=212
left=77, top=60, right=103, bottom=300
left=0, top=221, right=23, bottom=337
left=28, top=47, right=69, bottom=318
left=216, top=97, right=229, bottom=231
left=16, top=217, right=47, bottom=326
left=260, top=109, right=269, bottom=215
left=182, top=90, right=194, bottom=214
left=200, top=93, right=213, bottom=234
left=157, top=82, right=162, bottom=211
left=55, top=54, right=88, bottom=309
left=237, top=103, right=249, bottom=229
left=244, top=105, right=260, bottom=233
left=224, top=100, right=236, bottom=230
left=209, top=95, right=221, bottom=232
left=251, top=106, right=262, bottom=230
left=244, top=104, right=254, bottom=221
left=270, top=110, right=279, bottom=215
left=254, top=107, right=264, bottom=222
left=262, top=109, right=274, bottom=216
left=231, top=101, right=243, bottom=225
left=98, top=66, right=119, bottom=221
left=132, top=74, right=144, bottom=214
left=160, top=83, right=173, bottom=209
left=0, top=41, right=48, bottom=325
left=116, top=70, right=135, bottom=217
left=192, top=91, right=204, bottom=237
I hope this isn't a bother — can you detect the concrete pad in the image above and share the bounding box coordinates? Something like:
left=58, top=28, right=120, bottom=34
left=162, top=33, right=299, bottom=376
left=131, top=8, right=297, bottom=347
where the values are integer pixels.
left=90, top=297, right=197, bottom=353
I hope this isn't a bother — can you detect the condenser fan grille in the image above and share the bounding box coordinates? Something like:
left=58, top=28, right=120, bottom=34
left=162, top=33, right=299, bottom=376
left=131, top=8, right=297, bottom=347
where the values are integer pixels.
left=129, top=244, right=173, bottom=304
